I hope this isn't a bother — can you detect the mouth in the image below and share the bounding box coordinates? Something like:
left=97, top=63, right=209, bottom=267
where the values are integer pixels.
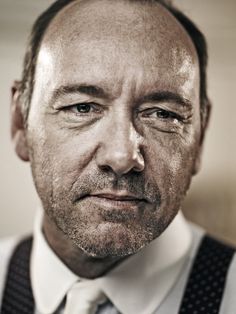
left=92, top=192, right=146, bottom=201
left=74, top=190, right=157, bottom=223
left=87, top=194, right=146, bottom=206
left=78, top=191, right=148, bottom=214
left=91, top=190, right=147, bottom=202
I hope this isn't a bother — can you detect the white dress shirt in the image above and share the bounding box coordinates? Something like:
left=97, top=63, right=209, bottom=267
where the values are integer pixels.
left=31, top=209, right=192, bottom=314
left=1, top=209, right=236, bottom=314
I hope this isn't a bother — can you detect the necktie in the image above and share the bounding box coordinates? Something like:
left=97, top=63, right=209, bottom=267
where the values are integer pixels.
left=64, top=280, right=107, bottom=314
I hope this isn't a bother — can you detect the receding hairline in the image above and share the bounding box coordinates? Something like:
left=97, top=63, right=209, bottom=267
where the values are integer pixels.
left=40, top=0, right=199, bottom=67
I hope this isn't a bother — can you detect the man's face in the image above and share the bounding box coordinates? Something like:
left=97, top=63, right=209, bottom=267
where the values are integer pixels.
left=25, top=0, right=201, bottom=258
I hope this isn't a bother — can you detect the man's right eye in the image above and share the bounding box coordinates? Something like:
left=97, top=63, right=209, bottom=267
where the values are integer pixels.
left=75, top=103, right=93, bottom=113
left=63, top=102, right=102, bottom=115
left=57, top=102, right=104, bottom=126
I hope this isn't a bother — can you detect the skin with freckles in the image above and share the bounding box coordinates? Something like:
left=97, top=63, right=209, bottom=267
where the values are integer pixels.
left=13, top=0, right=204, bottom=278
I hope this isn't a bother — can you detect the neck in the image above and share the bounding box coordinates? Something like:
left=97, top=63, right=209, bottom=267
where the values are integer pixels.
left=42, top=213, right=124, bottom=279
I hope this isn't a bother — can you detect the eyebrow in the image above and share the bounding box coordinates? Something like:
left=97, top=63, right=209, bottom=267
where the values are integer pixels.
left=51, top=84, right=192, bottom=109
left=141, top=91, right=193, bottom=109
left=51, top=84, right=109, bottom=103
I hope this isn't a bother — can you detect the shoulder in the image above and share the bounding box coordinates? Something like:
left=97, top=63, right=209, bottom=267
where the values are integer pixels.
left=0, top=236, right=20, bottom=275
left=0, top=236, right=23, bottom=305
left=186, top=224, right=236, bottom=314
left=189, top=222, right=236, bottom=314
left=188, top=221, right=235, bottom=262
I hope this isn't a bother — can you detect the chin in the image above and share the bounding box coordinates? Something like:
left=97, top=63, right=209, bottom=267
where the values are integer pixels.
left=69, top=221, right=155, bottom=258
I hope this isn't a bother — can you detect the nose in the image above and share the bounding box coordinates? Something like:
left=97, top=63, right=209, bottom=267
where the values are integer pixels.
left=95, top=120, right=145, bottom=176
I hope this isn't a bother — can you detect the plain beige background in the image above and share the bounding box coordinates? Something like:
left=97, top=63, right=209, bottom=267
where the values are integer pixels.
left=0, top=0, right=236, bottom=244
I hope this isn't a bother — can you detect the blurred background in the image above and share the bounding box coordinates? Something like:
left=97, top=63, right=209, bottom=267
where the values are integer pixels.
left=0, top=0, right=235, bottom=244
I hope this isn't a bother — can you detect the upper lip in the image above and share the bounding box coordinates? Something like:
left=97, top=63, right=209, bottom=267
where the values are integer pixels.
left=89, top=191, right=147, bottom=202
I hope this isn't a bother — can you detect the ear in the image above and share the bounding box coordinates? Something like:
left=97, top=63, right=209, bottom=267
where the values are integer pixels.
left=192, top=100, right=212, bottom=175
left=11, top=81, right=29, bottom=162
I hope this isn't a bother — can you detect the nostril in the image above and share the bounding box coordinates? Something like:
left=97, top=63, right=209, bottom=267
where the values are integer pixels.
left=99, top=164, right=112, bottom=173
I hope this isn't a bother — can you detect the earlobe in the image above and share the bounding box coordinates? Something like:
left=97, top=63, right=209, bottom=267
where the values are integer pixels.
left=11, top=81, right=29, bottom=162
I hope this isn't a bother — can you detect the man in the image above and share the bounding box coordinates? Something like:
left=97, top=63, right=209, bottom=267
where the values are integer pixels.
left=0, top=0, right=235, bottom=313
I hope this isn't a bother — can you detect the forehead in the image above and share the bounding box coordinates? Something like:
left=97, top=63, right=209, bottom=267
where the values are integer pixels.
left=36, top=0, right=199, bottom=99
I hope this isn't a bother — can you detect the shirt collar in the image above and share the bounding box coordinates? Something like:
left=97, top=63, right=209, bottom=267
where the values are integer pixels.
left=31, top=209, right=79, bottom=313
left=31, top=208, right=192, bottom=314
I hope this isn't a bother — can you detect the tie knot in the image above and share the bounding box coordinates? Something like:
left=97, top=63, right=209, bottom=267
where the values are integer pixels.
left=65, top=280, right=107, bottom=314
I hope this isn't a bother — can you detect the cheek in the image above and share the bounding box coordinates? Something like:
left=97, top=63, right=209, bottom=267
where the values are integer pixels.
left=145, top=133, right=199, bottom=200
left=29, top=122, right=100, bottom=198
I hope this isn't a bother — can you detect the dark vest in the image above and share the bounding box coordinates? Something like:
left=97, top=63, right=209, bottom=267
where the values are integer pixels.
left=0, top=235, right=235, bottom=314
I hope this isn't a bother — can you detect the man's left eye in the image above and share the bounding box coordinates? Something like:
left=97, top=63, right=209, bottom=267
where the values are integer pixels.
left=138, top=107, right=186, bottom=132
left=155, top=109, right=172, bottom=119
left=141, top=108, right=182, bottom=121
left=64, top=102, right=102, bottom=115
